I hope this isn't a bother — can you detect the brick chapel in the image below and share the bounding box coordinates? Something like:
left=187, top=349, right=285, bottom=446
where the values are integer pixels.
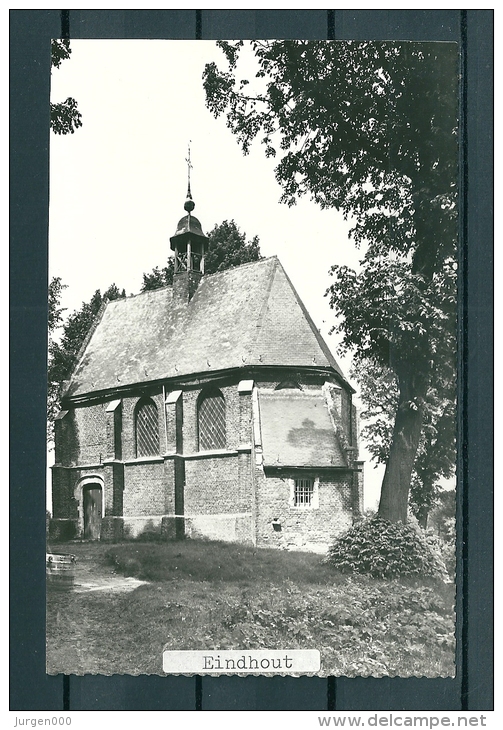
left=51, top=183, right=364, bottom=552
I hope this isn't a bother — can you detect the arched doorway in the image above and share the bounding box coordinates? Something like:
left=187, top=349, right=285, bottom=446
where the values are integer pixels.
left=83, top=483, right=103, bottom=540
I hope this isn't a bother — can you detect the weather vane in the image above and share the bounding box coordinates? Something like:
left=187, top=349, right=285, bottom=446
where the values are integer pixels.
left=184, top=140, right=195, bottom=212
left=185, top=140, right=193, bottom=189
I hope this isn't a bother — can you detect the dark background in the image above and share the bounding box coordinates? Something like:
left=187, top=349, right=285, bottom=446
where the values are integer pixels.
left=10, top=9, right=493, bottom=711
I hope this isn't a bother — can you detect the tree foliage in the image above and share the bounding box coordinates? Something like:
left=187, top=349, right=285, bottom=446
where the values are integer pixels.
left=428, top=489, right=456, bottom=542
left=47, top=277, right=67, bottom=440
left=141, top=219, right=262, bottom=292
left=205, top=219, right=262, bottom=273
left=203, top=41, right=458, bottom=522
left=141, top=260, right=175, bottom=292
left=48, top=276, right=67, bottom=335
left=50, top=39, right=82, bottom=135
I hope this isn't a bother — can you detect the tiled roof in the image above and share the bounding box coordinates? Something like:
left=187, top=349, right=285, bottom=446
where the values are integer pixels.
left=258, top=390, right=347, bottom=468
left=64, top=257, right=349, bottom=399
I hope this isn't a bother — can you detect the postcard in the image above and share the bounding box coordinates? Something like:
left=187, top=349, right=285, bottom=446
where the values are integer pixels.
left=46, top=39, right=457, bottom=679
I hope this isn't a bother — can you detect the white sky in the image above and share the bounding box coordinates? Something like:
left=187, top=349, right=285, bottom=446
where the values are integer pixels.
left=48, top=40, right=387, bottom=509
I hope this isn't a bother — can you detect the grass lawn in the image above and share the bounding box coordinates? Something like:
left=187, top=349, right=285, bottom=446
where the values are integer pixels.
left=46, top=539, right=455, bottom=677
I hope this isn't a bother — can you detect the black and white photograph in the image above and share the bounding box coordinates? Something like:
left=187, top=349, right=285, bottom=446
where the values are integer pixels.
left=46, top=38, right=458, bottom=679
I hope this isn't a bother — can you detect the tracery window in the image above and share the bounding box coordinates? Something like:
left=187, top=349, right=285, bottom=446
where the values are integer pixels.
left=135, top=398, right=159, bottom=456
left=198, top=390, right=226, bottom=450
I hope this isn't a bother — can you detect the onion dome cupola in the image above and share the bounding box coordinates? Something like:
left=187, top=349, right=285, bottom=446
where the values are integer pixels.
left=170, top=147, right=209, bottom=304
left=170, top=145, right=209, bottom=272
left=170, top=185, right=209, bottom=274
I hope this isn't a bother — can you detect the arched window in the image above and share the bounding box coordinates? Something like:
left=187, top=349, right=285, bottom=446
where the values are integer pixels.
left=135, top=398, right=159, bottom=456
left=198, top=390, right=226, bottom=450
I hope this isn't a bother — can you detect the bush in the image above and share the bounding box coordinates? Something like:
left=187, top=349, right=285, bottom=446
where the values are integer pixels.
left=326, top=516, right=447, bottom=580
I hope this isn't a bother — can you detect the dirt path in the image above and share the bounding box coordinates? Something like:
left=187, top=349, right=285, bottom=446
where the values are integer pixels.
left=47, top=543, right=148, bottom=594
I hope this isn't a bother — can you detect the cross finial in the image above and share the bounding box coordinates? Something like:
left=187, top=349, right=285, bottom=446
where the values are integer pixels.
left=185, top=140, right=193, bottom=186
left=184, top=141, right=195, bottom=213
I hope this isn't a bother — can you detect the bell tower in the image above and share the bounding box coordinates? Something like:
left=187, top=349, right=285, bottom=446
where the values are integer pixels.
left=170, top=145, right=209, bottom=304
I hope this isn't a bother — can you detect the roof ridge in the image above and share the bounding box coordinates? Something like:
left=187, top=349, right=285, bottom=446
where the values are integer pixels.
left=117, top=284, right=173, bottom=302
left=250, top=257, right=279, bottom=356
left=201, top=255, right=277, bottom=281
left=109, top=254, right=279, bottom=303
left=274, top=260, right=353, bottom=391
left=111, top=257, right=277, bottom=304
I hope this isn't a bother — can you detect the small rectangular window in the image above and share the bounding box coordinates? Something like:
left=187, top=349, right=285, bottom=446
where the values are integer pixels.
left=294, top=478, right=314, bottom=507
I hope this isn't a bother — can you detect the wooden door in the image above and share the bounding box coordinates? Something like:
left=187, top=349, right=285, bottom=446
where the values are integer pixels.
left=83, top=485, right=102, bottom=540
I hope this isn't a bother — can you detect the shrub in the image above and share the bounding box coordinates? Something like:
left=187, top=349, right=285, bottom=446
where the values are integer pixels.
left=326, top=516, right=447, bottom=580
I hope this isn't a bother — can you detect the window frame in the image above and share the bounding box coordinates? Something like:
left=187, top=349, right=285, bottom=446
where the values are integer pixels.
left=290, top=477, right=319, bottom=509
left=135, top=397, right=160, bottom=457
left=197, top=389, right=226, bottom=451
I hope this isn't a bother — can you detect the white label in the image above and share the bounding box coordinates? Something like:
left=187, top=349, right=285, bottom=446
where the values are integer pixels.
left=162, top=649, right=320, bottom=674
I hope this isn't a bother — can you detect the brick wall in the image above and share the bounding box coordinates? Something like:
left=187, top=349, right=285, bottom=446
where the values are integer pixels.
left=54, top=411, right=79, bottom=465
left=112, top=462, right=124, bottom=515
left=182, top=381, right=254, bottom=537
left=122, top=516, right=163, bottom=539
left=184, top=513, right=253, bottom=543
left=73, top=403, right=107, bottom=464
left=185, top=454, right=251, bottom=514
left=123, top=460, right=166, bottom=516
left=255, top=469, right=354, bottom=553
left=53, top=371, right=360, bottom=551
left=51, top=466, right=76, bottom=518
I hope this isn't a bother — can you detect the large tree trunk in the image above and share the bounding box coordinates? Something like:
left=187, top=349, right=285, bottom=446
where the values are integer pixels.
left=377, top=222, right=437, bottom=523
left=377, top=371, right=427, bottom=523
left=415, top=506, right=429, bottom=529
